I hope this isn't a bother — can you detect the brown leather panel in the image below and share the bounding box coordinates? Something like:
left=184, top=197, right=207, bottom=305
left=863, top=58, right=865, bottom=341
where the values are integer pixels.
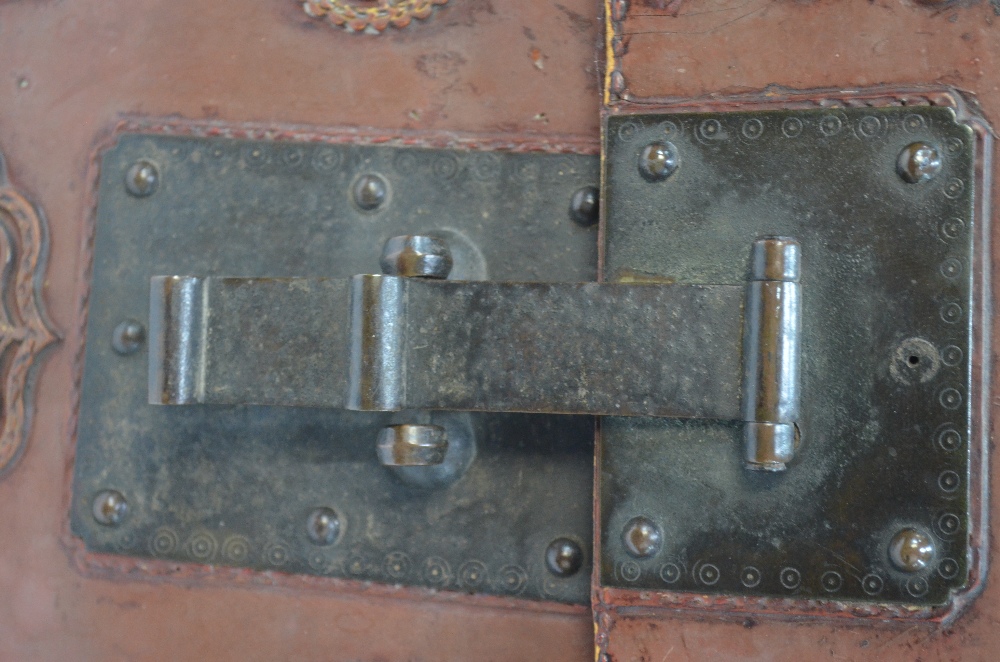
left=0, top=0, right=600, bottom=659
left=609, top=1, right=999, bottom=109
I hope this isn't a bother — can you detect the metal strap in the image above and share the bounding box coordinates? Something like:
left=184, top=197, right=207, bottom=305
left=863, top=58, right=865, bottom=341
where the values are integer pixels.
left=150, top=276, right=745, bottom=419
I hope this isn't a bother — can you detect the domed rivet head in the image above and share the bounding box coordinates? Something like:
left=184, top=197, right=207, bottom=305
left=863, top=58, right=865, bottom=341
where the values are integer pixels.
left=638, top=142, right=679, bottom=182
left=125, top=160, right=159, bottom=197
left=380, top=236, right=453, bottom=280
left=306, top=507, right=341, bottom=546
left=112, top=319, right=146, bottom=355
left=622, top=516, right=662, bottom=558
left=92, top=489, right=128, bottom=526
left=889, top=527, right=935, bottom=572
left=545, top=537, right=584, bottom=577
left=569, top=186, right=599, bottom=226
left=897, top=142, right=942, bottom=183
left=352, top=173, right=388, bottom=211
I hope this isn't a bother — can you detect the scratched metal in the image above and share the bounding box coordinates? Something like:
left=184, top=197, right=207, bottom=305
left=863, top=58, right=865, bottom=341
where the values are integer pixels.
left=72, top=134, right=598, bottom=604
left=150, top=274, right=744, bottom=418
left=600, top=106, right=981, bottom=605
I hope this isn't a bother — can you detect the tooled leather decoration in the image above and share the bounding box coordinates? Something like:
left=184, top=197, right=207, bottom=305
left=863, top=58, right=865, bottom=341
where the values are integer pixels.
left=0, top=150, right=58, bottom=476
left=303, top=0, right=449, bottom=33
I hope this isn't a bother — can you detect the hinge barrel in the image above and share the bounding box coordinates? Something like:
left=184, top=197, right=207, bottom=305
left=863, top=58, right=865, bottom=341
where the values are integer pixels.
left=741, top=238, right=802, bottom=471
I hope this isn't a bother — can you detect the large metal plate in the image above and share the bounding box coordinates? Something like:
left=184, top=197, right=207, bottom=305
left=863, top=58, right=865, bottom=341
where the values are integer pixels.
left=72, top=134, right=599, bottom=604
left=600, top=105, right=985, bottom=607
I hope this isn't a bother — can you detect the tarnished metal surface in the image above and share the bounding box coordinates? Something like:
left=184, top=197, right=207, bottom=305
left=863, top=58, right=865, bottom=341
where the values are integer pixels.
left=349, top=277, right=743, bottom=417
left=149, top=276, right=352, bottom=406
left=72, top=134, right=598, bottom=604
left=379, top=234, right=453, bottom=279
left=151, top=274, right=745, bottom=418
left=599, top=104, right=984, bottom=609
left=741, top=238, right=801, bottom=470
left=376, top=424, right=448, bottom=466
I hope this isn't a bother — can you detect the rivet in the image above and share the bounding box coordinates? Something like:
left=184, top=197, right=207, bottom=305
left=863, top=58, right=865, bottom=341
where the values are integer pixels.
left=638, top=142, right=678, bottom=182
left=92, top=489, right=128, bottom=526
left=622, top=516, right=662, bottom=558
left=545, top=537, right=584, bottom=577
left=352, top=173, right=388, bottom=211
left=112, top=319, right=146, bottom=355
left=306, top=507, right=341, bottom=546
left=125, top=160, right=160, bottom=197
left=380, top=236, right=453, bottom=280
left=889, top=527, right=935, bottom=572
left=569, top=186, right=599, bottom=226
left=897, top=142, right=942, bottom=183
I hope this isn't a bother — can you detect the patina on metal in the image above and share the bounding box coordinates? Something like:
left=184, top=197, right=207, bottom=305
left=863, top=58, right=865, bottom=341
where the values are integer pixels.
left=150, top=234, right=802, bottom=471
left=599, top=104, right=984, bottom=608
left=379, top=235, right=453, bottom=279
left=111, top=319, right=146, bottom=356
left=72, top=134, right=599, bottom=605
left=376, top=424, right=448, bottom=467
left=150, top=274, right=745, bottom=417
left=741, top=237, right=801, bottom=471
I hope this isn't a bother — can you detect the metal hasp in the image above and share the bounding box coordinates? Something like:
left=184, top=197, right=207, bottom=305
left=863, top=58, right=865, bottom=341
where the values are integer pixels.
left=72, top=134, right=599, bottom=605
left=148, top=239, right=801, bottom=467
left=598, top=101, right=989, bottom=613
left=149, top=275, right=744, bottom=416
left=73, top=101, right=989, bottom=618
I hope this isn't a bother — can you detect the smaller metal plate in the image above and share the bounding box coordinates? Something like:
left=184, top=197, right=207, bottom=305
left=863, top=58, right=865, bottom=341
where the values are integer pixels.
left=599, top=104, right=986, bottom=608
left=72, top=133, right=599, bottom=604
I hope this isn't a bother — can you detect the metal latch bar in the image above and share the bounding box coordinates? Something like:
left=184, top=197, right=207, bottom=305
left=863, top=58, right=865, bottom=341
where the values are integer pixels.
left=149, top=276, right=745, bottom=417
left=349, top=277, right=744, bottom=418
left=149, top=238, right=801, bottom=466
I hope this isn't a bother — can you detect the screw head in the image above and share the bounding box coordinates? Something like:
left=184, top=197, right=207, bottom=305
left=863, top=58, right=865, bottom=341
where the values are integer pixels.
left=380, top=236, right=453, bottom=279
left=897, top=142, right=942, bottom=183
left=306, top=507, right=341, bottom=546
left=125, top=160, right=160, bottom=197
left=889, top=527, right=935, bottom=572
left=569, top=186, right=599, bottom=226
left=545, top=537, right=584, bottom=577
left=638, top=142, right=679, bottom=182
left=92, top=489, right=128, bottom=526
left=112, top=319, right=146, bottom=355
left=352, top=173, right=388, bottom=211
left=622, top=516, right=662, bottom=558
